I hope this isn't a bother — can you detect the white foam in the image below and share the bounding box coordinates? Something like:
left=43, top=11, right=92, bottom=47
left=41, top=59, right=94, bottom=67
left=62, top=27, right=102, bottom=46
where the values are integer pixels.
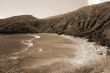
left=73, top=39, right=107, bottom=64
left=28, top=34, right=40, bottom=39
left=21, top=40, right=33, bottom=47
left=17, top=40, right=34, bottom=54
left=32, top=35, right=40, bottom=38
left=10, top=56, right=19, bottom=59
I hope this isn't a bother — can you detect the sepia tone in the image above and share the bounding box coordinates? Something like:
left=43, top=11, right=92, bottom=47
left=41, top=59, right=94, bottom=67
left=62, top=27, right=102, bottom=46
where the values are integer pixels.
left=0, top=1, right=110, bottom=73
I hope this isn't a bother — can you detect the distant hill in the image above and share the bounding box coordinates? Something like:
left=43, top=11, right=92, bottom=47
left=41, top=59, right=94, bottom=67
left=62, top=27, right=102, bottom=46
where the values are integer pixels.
left=0, top=1, right=110, bottom=48
left=0, top=15, right=41, bottom=33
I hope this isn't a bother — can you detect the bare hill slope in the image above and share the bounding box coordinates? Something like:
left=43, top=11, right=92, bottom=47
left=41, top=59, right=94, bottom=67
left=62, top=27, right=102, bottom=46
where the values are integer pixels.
left=0, top=2, right=110, bottom=48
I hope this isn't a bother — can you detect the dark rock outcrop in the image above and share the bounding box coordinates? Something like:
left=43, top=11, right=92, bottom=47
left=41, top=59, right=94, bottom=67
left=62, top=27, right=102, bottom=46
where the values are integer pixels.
left=0, top=2, right=110, bottom=48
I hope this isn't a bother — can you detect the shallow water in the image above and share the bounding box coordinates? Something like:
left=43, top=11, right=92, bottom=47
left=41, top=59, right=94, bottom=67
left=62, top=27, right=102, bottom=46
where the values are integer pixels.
left=0, top=33, right=76, bottom=68
left=0, top=33, right=107, bottom=69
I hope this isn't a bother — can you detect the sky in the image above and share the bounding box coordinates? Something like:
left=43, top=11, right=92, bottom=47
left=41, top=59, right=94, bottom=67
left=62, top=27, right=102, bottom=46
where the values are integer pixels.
left=0, top=0, right=109, bottom=19
left=0, top=0, right=88, bottom=18
left=88, top=0, right=110, bottom=5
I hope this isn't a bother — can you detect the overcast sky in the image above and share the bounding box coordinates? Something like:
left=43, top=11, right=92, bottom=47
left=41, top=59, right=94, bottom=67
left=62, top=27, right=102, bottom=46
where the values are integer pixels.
left=0, top=0, right=109, bottom=18
left=0, top=0, right=88, bottom=18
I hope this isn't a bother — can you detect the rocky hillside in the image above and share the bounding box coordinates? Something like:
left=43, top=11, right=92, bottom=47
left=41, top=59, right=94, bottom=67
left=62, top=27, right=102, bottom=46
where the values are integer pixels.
left=0, top=2, right=110, bottom=48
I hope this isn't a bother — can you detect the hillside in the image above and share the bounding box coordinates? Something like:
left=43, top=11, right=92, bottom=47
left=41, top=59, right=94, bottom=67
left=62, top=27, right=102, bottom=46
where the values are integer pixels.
left=0, top=2, right=110, bottom=48
left=0, top=15, right=41, bottom=33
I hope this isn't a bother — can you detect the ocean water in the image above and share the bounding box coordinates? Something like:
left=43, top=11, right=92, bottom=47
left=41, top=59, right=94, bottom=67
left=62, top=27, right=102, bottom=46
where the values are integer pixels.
left=0, top=33, right=107, bottom=69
